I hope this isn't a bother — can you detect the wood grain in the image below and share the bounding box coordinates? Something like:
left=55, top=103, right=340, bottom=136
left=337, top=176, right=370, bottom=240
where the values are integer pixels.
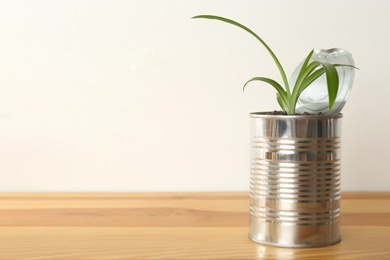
left=0, top=192, right=389, bottom=259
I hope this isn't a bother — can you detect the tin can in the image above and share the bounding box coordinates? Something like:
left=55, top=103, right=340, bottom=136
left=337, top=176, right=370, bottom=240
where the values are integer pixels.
left=249, top=112, right=342, bottom=247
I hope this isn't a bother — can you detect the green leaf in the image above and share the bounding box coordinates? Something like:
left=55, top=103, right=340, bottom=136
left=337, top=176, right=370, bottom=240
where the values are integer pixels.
left=293, top=63, right=357, bottom=111
left=333, top=64, right=360, bottom=70
left=243, top=77, right=290, bottom=111
left=296, top=63, right=339, bottom=110
left=290, top=60, right=323, bottom=108
left=292, top=50, right=315, bottom=97
left=243, top=77, right=285, bottom=94
left=293, top=49, right=314, bottom=90
left=301, top=63, right=358, bottom=93
left=320, top=62, right=339, bottom=110
left=277, top=93, right=289, bottom=112
left=300, top=68, right=326, bottom=92
left=192, top=15, right=290, bottom=94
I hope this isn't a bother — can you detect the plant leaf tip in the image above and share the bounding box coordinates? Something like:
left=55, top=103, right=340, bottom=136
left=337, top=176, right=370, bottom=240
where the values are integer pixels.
left=191, top=15, right=210, bottom=19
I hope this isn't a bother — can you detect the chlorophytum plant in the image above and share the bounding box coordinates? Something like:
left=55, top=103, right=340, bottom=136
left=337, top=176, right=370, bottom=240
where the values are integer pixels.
left=192, top=15, right=357, bottom=115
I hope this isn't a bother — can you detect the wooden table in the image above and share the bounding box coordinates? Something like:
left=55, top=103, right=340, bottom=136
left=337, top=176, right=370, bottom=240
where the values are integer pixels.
left=0, top=192, right=389, bottom=259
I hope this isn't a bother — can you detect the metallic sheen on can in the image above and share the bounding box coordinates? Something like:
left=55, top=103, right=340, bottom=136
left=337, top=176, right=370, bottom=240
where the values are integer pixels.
left=249, top=112, right=342, bottom=247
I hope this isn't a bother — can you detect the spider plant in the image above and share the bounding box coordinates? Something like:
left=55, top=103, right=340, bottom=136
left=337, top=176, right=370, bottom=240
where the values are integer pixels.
left=192, top=15, right=356, bottom=115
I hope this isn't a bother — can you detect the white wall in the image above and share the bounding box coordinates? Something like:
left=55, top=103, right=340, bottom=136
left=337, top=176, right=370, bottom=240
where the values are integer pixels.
left=0, top=0, right=389, bottom=192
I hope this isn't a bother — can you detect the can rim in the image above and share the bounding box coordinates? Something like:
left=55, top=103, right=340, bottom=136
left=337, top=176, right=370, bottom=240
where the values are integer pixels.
left=249, top=112, right=343, bottom=119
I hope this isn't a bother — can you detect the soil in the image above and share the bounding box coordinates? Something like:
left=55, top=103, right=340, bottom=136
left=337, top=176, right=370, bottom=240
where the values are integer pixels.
left=264, top=110, right=325, bottom=116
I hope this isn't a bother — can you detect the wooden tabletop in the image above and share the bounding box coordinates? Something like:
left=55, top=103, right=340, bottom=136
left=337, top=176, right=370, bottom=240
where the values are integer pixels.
left=0, top=192, right=389, bottom=259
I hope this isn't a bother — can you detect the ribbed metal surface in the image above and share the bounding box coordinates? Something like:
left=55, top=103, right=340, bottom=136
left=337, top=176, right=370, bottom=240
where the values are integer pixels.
left=249, top=113, right=342, bottom=247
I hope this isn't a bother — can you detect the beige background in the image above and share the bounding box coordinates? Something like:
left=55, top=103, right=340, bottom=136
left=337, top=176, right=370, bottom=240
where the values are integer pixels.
left=0, top=0, right=389, bottom=191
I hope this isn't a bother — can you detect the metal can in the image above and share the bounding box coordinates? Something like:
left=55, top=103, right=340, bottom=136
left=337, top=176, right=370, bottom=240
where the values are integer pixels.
left=249, top=112, right=342, bottom=247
